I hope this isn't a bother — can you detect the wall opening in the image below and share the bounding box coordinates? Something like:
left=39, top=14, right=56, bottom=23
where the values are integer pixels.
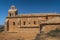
left=13, top=22, right=15, bottom=25
left=7, top=20, right=9, bottom=31
left=23, top=21, right=26, bottom=25
left=34, top=21, right=36, bottom=24
left=10, top=13, right=11, bottom=16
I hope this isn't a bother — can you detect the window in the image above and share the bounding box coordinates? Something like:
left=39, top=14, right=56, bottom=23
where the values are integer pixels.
left=9, top=13, right=14, bottom=16
left=46, top=16, right=48, bottom=19
left=34, top=21, right=36, bottom=24
left=13, top=22, right=15, bottom=25
left=10, top=13, right=11, bottom=16
left=15, top=11, right=17, bottom=15
left=23, top=21, right=26, bottom=25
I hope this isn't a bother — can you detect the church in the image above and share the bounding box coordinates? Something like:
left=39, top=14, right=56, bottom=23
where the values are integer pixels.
left=1, top=5, right=60, bottom=40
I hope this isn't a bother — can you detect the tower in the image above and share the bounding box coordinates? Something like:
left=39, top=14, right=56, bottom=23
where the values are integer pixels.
left=8, top=5, right=18, bottom=17
left=5, top=5, right=18, bottom=32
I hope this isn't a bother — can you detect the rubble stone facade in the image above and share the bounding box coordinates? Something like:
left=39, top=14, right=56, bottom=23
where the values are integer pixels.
left=1, top=5, right=60, bottom=40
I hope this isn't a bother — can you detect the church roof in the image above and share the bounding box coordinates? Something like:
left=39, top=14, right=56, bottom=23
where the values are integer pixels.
left=7, top=13, right=60, bottom=18
left=18, top=13, right=60, bottom=17
left=41, top=17, right=60, bottom=24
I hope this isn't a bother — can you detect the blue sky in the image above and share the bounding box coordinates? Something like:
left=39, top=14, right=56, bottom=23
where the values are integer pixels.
left=0, top=0, right=60, bottom=25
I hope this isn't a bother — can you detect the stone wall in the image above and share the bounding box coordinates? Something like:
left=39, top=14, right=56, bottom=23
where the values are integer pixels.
left=41, top=25, right=60, bottom=33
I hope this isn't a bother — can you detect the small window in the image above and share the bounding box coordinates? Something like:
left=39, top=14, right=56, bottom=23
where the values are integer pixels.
left=46, top=16, right=48, bottom=19
left=23, top=21, right=26, bottom=25
left=34, top=21, right=36, bottom=24
left=13, top=22, right=15, bottom=25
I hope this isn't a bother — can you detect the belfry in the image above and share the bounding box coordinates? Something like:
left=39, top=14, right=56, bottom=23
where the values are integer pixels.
left=8, top=5, right=18, bottom=17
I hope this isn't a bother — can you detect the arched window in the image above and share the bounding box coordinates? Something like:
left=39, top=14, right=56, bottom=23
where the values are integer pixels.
left=46, top=16, right=48, bottom=19
left=23, top=21, right=26, bottom=25
left=34, top=21, right=36, bottom=24
left=15, top=11, right=17, bottom=15
left=9, top=13, right=11, bottom=16
left=13, top=22, right=15, bottom=25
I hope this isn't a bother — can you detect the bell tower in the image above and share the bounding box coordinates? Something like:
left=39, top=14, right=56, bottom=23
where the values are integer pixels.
left=8, top=5, right=18, bottom=17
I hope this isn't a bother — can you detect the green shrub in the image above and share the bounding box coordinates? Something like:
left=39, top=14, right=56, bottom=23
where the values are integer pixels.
left=47, top=29, right=60, bottom=37
left=0, top=29, right=4, bottom=32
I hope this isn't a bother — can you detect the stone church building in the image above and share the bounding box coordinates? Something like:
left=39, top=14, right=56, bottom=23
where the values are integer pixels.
left=0, top=5, right=60, bottom=40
